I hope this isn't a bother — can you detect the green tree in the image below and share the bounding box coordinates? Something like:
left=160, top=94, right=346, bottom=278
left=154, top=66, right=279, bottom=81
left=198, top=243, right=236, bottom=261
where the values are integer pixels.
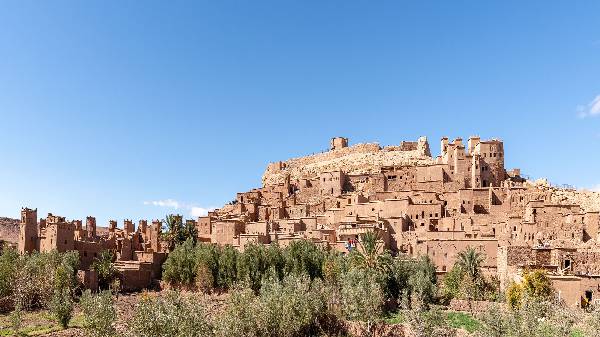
left=237, top=244, right=269, bottom=292
left=350, top=231, right=391, bottom=273
left=80, top=290, right=117, bottom=337
left=340, top=268, right=384, bottom=334
left=195, top=243, right=220, bottom=292
left=91, top=250, right=118, bottom=290
left=217, top=245, right=239, bottom=289
left=408, top=255, right=437, bottom=309
left=456, top=247, right=485, bottom=281
left=507, top=269, right=554, bottom=309
left=128, top=291, right=214, bottom=337
left=283, top=240, right=325, bottom=280
left=162, top=238, right=197, bottom=286
left=163, top=214, right=185, bottom=251
left=49, top=287, right=74, bottom=329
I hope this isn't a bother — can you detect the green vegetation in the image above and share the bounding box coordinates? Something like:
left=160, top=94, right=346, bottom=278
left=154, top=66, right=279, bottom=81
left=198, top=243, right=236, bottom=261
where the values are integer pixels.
left=3, top=236, right=598, bottom=337
left=162, top=214, right=198, bottom=251
left=442, top=247, right=499, bottom=303
left=91, top=250, right=118, bottom=291
left=127, top=291, right=213, bottom=337
left=506, top=269, right=553, bottom=309
left=80, top=290, right=117, bottom=337
left=446, top=311, right=482, bottom=333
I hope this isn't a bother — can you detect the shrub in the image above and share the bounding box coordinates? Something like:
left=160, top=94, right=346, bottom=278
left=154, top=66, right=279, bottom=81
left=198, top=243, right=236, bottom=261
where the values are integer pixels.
left=80, top=290, right=117, bottom=337
left=11, top=250, right=79, bottom=311
left=91, top=250, right=118, bottom=290
left=506, top=270, right=554, bottom=309
left=10, top=303, right=23, bottom=336
left=322, top=251, right=345, bottom=286
left=407, top=255, right=437, bottom=309
left=216, top=274, right=330, bottom=337
left=195, top=263, right=214, bottom=293
left=506, top=282, right=523, bottom=309
left=283, top=240, right=325, bottom=280
left=407, top=306, right=453, bottom=337
left=340, top=267, right=384, bottom=329
left=477, top=304, right=510, bottom=337
left=521, top=269, right=553, bottom=301
left=49, top=287, right=74, bottom=329
left=128, top=291, right=213, bottom=337
left=237, top=244, right=269, bottom=292
left=259, top=274, right=327, bottom=337
left=162, top=238, right=197, bottom=286
left=0, top=248, right=19, bottom=301
left=216, top=286, right=259, bottom=337
left=217, top=245, right=239, bottom=288
left=195, top=242, right=220, bottom=289
left=584, top=307, right=600, bottom=337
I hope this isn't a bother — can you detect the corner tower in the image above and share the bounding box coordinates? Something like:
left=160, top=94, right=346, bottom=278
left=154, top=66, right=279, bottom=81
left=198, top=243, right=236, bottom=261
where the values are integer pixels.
left=19, top=207, right=38, bottom=254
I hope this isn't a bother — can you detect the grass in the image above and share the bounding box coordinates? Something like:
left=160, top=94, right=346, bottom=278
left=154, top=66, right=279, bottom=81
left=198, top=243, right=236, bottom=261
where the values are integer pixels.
left=384, top=311, right=406, bottom=324
left=0, top=310, right=85, bottom=336
left=445, top=311, right=482, bottom=333
left=384, top=309, right=483, bottom=333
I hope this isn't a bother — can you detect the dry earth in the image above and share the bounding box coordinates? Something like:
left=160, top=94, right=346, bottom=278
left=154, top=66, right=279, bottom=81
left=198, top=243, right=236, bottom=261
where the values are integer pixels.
left=0, top=217, right=18, bottom=244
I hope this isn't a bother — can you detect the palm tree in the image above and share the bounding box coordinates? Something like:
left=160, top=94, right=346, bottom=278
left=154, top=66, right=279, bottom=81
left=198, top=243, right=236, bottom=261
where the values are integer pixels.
left=456, top=247, right=485, bottom=280
left=163, top=214, right=184, bottom=251
left=351, top=231, right=391, bottom=273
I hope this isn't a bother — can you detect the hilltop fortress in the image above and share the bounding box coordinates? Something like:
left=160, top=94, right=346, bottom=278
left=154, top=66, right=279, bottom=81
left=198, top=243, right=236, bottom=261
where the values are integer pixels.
left=18, top=135, right=600, bottom=307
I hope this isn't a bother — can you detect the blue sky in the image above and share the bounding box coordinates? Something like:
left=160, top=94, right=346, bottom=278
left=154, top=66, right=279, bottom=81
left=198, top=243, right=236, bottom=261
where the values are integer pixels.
left=0, top=1, right=598, bottom=225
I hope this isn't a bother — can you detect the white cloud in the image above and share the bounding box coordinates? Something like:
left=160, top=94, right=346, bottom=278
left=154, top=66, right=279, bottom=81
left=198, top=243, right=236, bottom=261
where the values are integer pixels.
left=190, top=207, right=214, bottom=217
left=591, top=184, right=600, bottom=192
left=143, top=199, right=180, bottom=209
left=578, top=95, right=600, bottom=118
left=143, top=199, right=215, bottom=217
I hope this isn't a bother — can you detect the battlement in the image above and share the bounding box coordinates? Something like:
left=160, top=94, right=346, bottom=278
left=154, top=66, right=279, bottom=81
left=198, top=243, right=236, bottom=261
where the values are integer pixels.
left=330, top=137, right=349, bottom=151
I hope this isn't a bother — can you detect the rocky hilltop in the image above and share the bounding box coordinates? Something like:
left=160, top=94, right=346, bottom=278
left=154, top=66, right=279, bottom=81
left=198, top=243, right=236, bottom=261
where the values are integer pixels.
left=262, top=136, right=432, bottom=186
left=0, top=217, right=19, bottom=244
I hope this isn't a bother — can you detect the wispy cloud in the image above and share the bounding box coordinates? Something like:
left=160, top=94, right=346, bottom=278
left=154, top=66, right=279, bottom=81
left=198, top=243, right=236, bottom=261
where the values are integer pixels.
left=577, top=95, right=600, bottom=118
left=143, top=199, right=215, bottom=217
left=143, top=199, right=181, bottom=209
left=190, top=207, right=213, bottom=217
left=591, top=184, right=600, bottom=192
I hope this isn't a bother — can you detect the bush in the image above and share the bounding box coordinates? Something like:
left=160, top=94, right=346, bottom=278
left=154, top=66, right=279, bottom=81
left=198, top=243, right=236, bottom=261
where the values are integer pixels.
left=506, top=270, right=554, bottom=309
left=11, top=250, right=79, bottom=311
left=195, top=242, right=220, bottom=290
left=10, top=303, right=23, bottom=336
left=162, top=238, right=197, bottom=286
left=80, top=290, right=117, bottom=337
left=91, top=250, right=118, bottom=290
left=217, top=245, right=239, bottom=288
left=49, top=287, right=74, bottom=329
left=407, top=255, right=437, bottom=309
left=340, top=268, right=384, bottom=328
left=237, top=244, right=270, bottom=292
left=284, top=240, right=325, bottom=280
left=216, top=274, right=331, bottom=337
left=407, top=306, right=453, bottom=337
left=0, top=248, right=19, bottom=301
left=128, top=291, right=213, bottom=337
left=216, top=286, right=259, bottom=337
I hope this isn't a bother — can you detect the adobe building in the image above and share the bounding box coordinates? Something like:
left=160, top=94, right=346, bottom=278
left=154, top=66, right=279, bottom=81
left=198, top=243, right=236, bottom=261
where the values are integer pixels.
left=17, top=135, right=600, bottom=304
left=199, top=135, right=600, bottom=307
left=18, top=208, right=167, bottom=291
